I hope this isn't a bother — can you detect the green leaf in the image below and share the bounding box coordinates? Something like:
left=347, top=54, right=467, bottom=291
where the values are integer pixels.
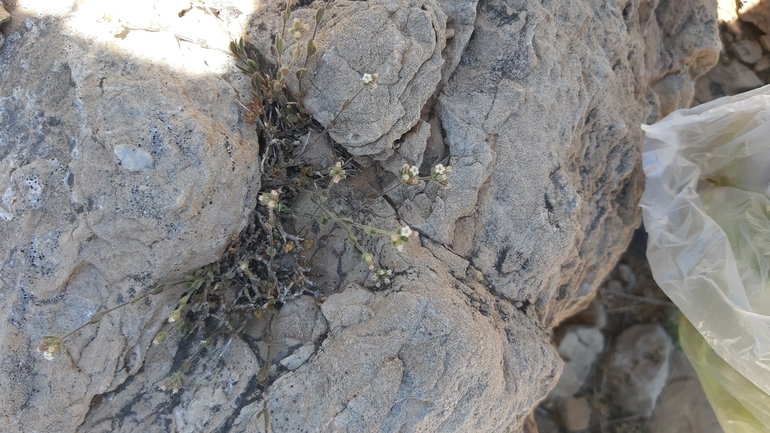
left=275, top=35, right=284, bottom=54
left=296, top=68, right=308, bottom=82
left=258, top=364, right=269, bottom=385
left=246, top=59, right=259, bottom=72
left=306, top=38, right=317, bottom=57
left=191, top=278, right=204, bottom=292
left=179, top=293, right=191, bottom=307
left=238, top=37, right=244, bottom=53
left=281, top=2, right=290, bottom=24
left=251, top=73, right=263, bottom=89
left=342, top=99, right=352, bottom=109
left=89, top=310, right=107, bottom=324
left=229, top=40, right=238, bottom=55
left=315, top=7, right=325, bottom=23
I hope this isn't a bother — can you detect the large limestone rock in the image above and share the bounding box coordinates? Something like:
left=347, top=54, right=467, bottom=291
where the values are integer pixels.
left=0, top=0, right=719, bottom=432
left=643, top=0, right=721, bottom=118
left=0, top=1, right=259, bottom=432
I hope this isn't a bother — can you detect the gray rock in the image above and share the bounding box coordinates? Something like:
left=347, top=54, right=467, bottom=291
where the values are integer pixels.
left=0, top=1, right=8, bottom=48
left=550, top=326, right=604, bottom=399
left=646, top=351, right=724, bottom=433
left=0, top=0, right=721, bottom=431
left=731, top=39, right=763, bottom=64
left=644, top=0, right=720, bottom=117
left=249, top=0, right=448, bottom=160
left=617, top=263, right=637, bottom=288
left=265, top=272, right=560, bottom=433
left=694, top=57, right=764, bottom=102
left=602, top=324, right=673, bottom=417
left=423, top=0, right=657, bottom=329
left=0, top=2, right=259, bottom=432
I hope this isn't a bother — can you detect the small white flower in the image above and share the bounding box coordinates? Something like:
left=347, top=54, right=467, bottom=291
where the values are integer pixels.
left=398, top=226, right=413, bottom=238
left=434, top=164, right=446, bottom=175
left=408, top=166, right=419, bottom=177
left=43, top=352, right=54, bottom=361
left=259, top=190, right=280, bottom=209
left=362, top=73, right=373, bottom=84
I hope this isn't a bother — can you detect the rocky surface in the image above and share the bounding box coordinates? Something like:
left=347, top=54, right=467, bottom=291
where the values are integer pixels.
left=644, top=0, right=721, bottom=119
left=695, top=0, right=770, bottom=105
left=533, top=231, right=725, bottom=433
left=0, top=1, right=259, bottom=432
left=0, top=0, right=721, bottom=432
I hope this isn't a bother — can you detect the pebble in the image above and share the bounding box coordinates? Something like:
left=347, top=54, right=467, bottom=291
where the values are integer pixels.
left=606, top=279, right=624, bottom=294
left=617, top=264, right=636, bottom=288
left=557, top=397, right=591, bottom=431
left=550, top=326, right=605, bottom=399
left=731, top=39, right=763, bottom=64
left=601, top=324, right=673, bottom=416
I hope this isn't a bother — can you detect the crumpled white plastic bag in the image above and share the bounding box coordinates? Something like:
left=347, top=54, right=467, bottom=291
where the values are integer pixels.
left=642, top=83, right=770, bottom=428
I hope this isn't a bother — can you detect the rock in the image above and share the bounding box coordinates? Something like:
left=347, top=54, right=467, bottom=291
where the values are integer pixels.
left=606, top=279, right=625, bottom=293
left=0, top=0, right=722, bottom=431
left=557, top=397, right=591, bottom=432
left=760, top=34, right=770, bottom=52
left=0, top=1, right=259, bottom=432
left=694, top=57, right=764, bottom=102
left=248, top=0, right=448, bottom=160
left=602, top=324, right=673, bottom=417
left=646, top=351, right=724, bottom=433
left=731, top=39, right=764, bottom=64
left=739, top=0, right=770, bottom=35
left=0, top=2, right=7, bottom=48
left=617, top=263, right=637, bottom=287
left=426, top=0, right=657, bottom=328
left=645, top=0, right=721, bottom=117
left=550, top=326, right=604, bottom=399
left=251, top=255, right=561, bottom=433
left=755, top=55, right=770, bottom=71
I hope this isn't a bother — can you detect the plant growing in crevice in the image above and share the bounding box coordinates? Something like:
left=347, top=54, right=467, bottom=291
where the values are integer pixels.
left=38, top=0, right=451, bottom=429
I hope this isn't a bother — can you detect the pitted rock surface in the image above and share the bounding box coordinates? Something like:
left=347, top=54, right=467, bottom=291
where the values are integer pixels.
left=0, top=1, right=259, bottom=432
left=0, top=0, right=720, bottom=432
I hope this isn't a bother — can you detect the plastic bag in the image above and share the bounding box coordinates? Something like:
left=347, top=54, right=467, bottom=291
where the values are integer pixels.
left=641, top=83, right=770, bottom=429
left=679, top=314, right=770, bottom=433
